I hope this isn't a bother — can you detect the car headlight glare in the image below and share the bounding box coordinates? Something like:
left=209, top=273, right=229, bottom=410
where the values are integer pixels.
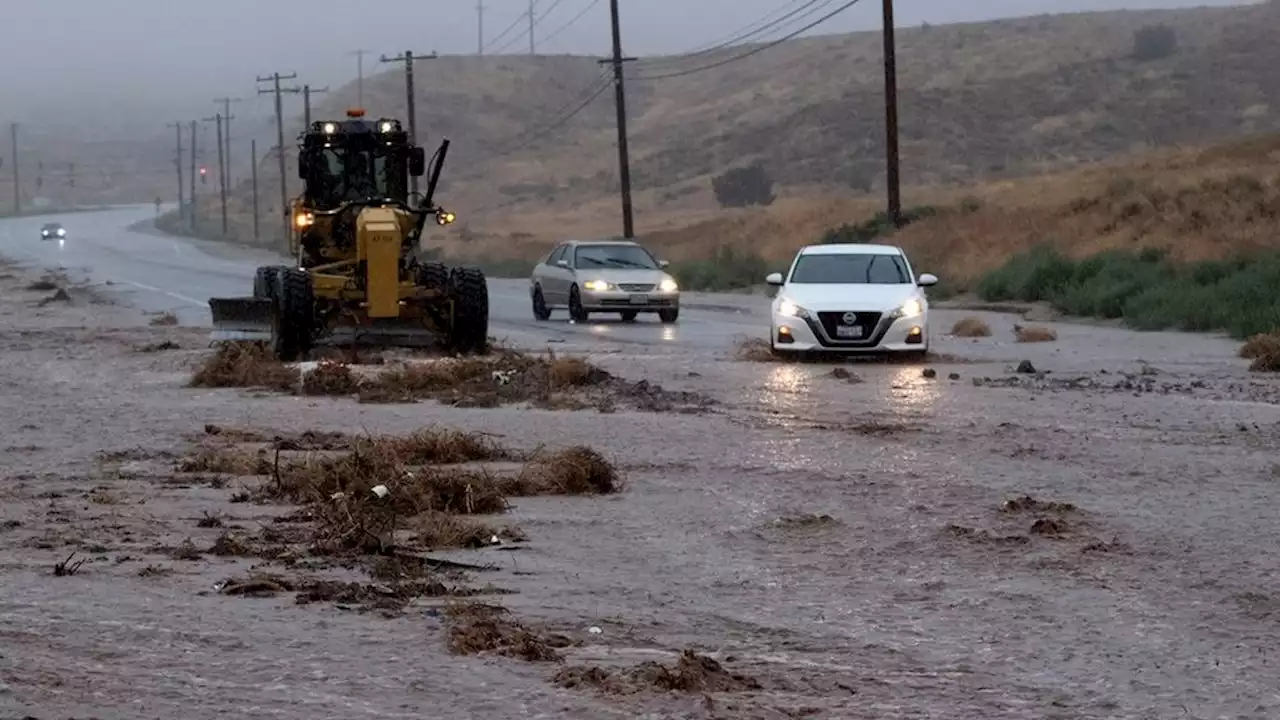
left=57, top=229, right=66, bottom=236
left=899, top=297, right=925, bottom=317
left=659, top=278, right=678, bottom=292
left=583, top=280, right=611, bottom=292
left=778, top=299, right=808, bottom=318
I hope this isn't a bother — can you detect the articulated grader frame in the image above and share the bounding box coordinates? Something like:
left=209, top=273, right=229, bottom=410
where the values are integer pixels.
left=208, top=109, right=488, bottom=361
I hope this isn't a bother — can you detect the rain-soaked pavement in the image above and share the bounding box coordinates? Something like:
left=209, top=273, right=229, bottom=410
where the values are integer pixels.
left=1, top=209, right=1279, bottom=719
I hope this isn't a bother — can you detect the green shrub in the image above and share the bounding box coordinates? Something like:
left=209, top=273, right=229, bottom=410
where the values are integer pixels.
left=977, top=246, right=1280, bottom=338
left=671, top=246, right=769, bottom=291
left=819, top=206, right=938, bottom=245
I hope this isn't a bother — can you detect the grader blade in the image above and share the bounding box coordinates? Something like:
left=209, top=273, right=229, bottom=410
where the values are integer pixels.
left=208, top=297, right=275, bottom=342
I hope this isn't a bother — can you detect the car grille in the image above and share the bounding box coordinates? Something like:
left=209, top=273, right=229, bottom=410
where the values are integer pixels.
left=817, top=311, right=883, bottom=340
left=618, top=283, right=656, bottom=292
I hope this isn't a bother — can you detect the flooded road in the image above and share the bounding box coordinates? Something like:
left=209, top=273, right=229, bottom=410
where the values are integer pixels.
left=2, top=219, right=1280, bottom=718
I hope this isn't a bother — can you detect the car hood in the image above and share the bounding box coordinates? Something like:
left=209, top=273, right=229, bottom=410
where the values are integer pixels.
left=575, top=268, right=673, bottom=285
left=778, top=283, right=920, bottom=312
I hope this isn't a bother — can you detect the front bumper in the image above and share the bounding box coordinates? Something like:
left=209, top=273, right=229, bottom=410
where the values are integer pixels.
left=772, top=308, right=929, bottom=353
left=581, top=288, right=680, bottom=312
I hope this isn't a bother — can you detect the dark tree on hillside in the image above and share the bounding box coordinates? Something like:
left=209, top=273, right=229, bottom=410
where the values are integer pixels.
left=712, top=162, right=776, bottom=208
left=1132, top=24, right=1178, bottom=61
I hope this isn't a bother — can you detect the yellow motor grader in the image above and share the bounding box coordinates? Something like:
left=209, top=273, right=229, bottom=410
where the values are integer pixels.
left=208, top=108, right=487, bottom=360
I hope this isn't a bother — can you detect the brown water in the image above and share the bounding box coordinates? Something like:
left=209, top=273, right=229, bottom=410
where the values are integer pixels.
left=2, top=268, right=1279, bottom=719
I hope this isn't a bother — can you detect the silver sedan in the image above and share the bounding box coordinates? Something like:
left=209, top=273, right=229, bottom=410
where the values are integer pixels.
left=529, top=240, right=681, bottom=323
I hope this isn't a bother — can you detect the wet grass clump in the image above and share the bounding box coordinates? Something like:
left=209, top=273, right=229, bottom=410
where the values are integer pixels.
left=189, top=342, right=296, bottom=390
left=733, top=336, right=780, bottom=362
left=554, top=650, right=762, bottom=694
left=177, top=426, right=620, bottom=558
left=977, top=246, right=1280, bottom=339
left=353, top=349, right=612, bottom=407
left=188, top=343, right=707, bottom=412
left=1240, top=332, right=1280, bottom=372
left=445, top=602, right=575, bottom=661
left=950, top=316, right=992, bottom=337
left=1013, top=324, right=1058, bottom=343
left=511, top=446, right=621, bottom=496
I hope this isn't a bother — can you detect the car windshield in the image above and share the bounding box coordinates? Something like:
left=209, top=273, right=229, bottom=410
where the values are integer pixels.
left=573, top=244, right=659, bottom=270
left=789, top=253, right=911, bottom=284
left=42, top=224, right=62, bottom=230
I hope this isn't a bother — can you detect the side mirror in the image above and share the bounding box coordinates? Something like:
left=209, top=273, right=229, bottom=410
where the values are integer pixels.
left=658, top=260, right=670, bottom=268
left=765, top=272, right=784, bottom=286
left=297, top=156, right=309, bottom=179
left=409, top=147, right=426, bottom=177
left=556, top=259, right=570, bottom=268
left=917, top=273, right=939, bottom=287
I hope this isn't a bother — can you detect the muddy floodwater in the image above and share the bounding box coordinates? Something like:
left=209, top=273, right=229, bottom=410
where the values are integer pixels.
left=1, top=261, right=1279, bottom=719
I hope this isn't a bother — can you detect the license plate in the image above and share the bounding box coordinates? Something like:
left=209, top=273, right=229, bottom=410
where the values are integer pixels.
left=836, top=325, right=864, bottom=338
left=629, top=294, right=649, bottom=304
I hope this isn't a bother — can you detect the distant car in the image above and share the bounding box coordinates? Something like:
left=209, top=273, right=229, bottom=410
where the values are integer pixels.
left=766, top=243, right=937, bottom=358
left=529, top=240, right=681, bottom=323
left=40, top=222, right=66, bottom=240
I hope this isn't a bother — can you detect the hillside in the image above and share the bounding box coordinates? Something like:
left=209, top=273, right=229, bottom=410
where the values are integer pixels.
left=174, top=1, right=1279, bottom=262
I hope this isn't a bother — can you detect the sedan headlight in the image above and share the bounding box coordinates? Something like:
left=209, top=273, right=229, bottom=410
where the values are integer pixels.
left=57, top=228, right=66, bottom=236
left=658, top=278, right=678, bottom=292
left=777, top=299, right=809, bottom=319
left=583, top=280, right=613, bottom=292
left=898, top=297, right=925, bottom=317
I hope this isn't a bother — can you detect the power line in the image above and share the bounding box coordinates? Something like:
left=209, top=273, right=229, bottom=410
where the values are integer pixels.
left=635, top=0, right=863, bottom=81
left=540, top=0, right=601, bottom=48
left=638, top=0, right=826, bottom=69
left=483, top=5, right=528, bottom=53
left=493, top=0, right=569, bottom=55
left=480, top=74, right=610, bottom=158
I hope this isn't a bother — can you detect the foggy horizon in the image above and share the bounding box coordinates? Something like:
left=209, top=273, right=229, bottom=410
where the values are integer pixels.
left=2, top=0, right=1256, bottom=128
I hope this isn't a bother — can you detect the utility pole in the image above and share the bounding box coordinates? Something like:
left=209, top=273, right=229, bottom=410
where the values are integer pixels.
left=303, top=85, right=329, bottom=128
left=213, top=97, right=242, bottom=185
left=167, top=122, right=185, bottom=213
left=528, top=0, right=536, bottom=54
left=257, top=71, right=301, bottom=244
left=882, top=0, right=901, bottom=227
left=476, top=1, right=485, bottom=54
left=599, top=0, right=635, bottom=238
left=9, top=123, right=18, bottom=215
left=251, top=139, right=260, bottom=242
left=203, top=113, right=229, bottom=235
left=380, top=50, right=437, bottom=195
left=350, top=49, right=371, bottom=106
left=189, top=120, right=198, bottom=231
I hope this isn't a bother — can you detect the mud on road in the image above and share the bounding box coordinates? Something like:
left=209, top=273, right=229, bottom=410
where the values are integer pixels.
left=2, top=257, right=1279, bottom=719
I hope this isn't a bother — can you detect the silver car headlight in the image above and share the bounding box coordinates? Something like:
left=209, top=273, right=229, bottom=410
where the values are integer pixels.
left=888, top=297, right=926, bottom=319
left=57, top=228, right=66, bottom=236
left=777, top=299, right=810, bottom=319
left=658, top=278, right=678, bottom=292
left=583, top=280, right=613, bottom=292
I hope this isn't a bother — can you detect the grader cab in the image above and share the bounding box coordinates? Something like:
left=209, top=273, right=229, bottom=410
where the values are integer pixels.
left=208, top=108, right=487, bottom=360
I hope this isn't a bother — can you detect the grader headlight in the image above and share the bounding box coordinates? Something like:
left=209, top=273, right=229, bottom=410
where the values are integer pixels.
left=294, top=211, right=315, bottom=229
left=435, top=209, right=456, bottom=226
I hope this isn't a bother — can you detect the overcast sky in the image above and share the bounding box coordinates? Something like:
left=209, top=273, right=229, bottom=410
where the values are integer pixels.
left=1, top=0, right=1253, bottom=127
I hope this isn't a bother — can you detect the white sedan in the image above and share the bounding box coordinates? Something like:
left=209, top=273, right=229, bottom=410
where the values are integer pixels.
left=766, top=243, right=937, bottom=358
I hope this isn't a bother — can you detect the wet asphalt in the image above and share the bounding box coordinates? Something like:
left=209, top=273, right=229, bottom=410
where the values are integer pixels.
left=0, top=205, right=771, bottom=351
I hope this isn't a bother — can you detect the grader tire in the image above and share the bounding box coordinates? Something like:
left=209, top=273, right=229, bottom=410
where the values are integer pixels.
left=417, top=261, right=449, bottom=292
left=447, top=266, right=489, bottom=355
left=253, top=265, right=288, bottom=300
left=272, top=268, right=314, bottom=362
